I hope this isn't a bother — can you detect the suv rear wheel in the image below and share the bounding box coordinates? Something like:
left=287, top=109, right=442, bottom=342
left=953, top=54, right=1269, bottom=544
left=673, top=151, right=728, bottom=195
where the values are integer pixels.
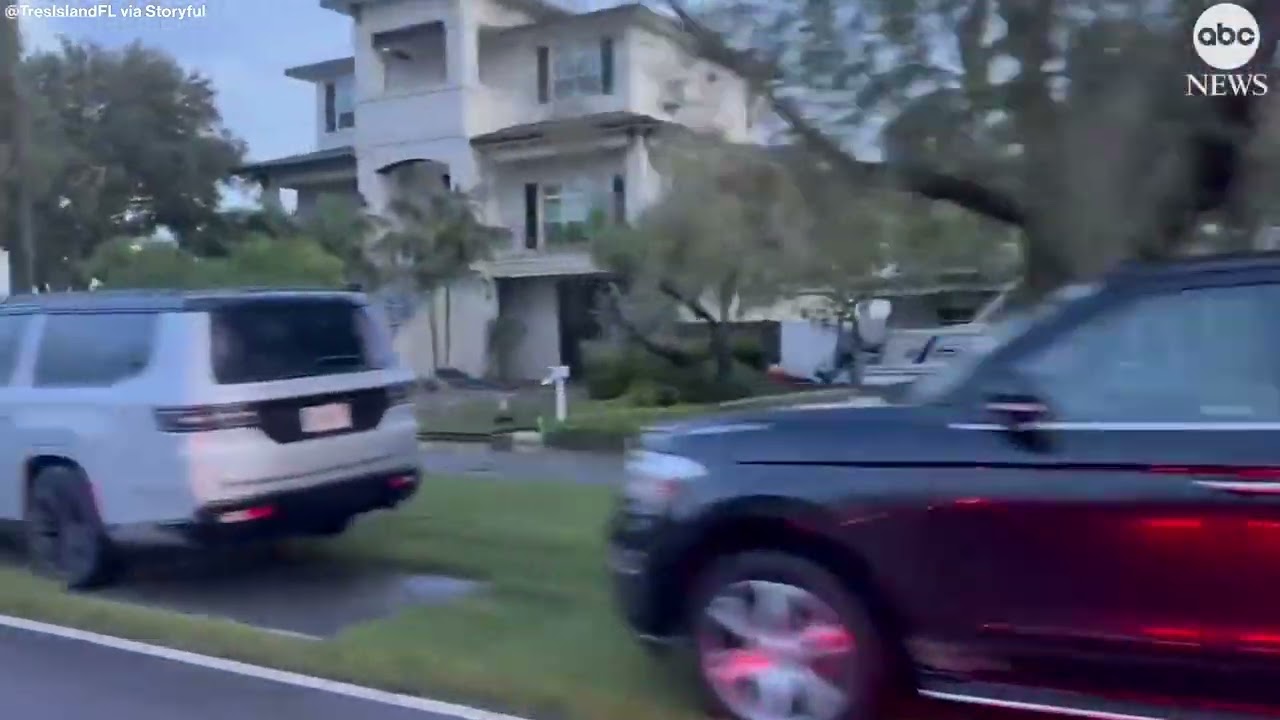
left=25, top=465, right=117, bottom=589
left=689, top=551, right=894, bottom=720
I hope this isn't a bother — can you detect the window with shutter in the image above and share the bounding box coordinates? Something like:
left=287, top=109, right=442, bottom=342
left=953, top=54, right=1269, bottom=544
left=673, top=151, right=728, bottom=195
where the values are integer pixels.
left=524, top=183, right=539, bottom=249
left=334, top=75, right=355, bottom=129
left=324, top=82, right=337, bottom=132
left=552, top=41, right=605, bottom=99
left=612, top=175, right=626, bottom=223
left=537, top=47, right=550, bottom=103
left=601, top=37, right=615, bottom=95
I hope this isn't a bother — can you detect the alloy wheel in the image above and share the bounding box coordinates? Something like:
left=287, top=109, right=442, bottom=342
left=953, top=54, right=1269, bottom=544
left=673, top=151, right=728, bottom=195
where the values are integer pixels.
left=697, top=579, right=856, bottom=720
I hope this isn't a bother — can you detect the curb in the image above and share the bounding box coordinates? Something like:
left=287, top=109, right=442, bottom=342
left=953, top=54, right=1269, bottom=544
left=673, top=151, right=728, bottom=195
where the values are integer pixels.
left=418, top=430, right=544, bottom=452
left=417, top=432, right=496, bottom=444
left=485, top=431, right=545, bottom=452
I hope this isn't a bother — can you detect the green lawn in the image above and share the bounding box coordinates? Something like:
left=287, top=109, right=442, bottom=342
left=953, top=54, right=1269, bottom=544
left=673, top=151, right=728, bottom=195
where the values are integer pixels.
left=419, top=386, right=860, bottom=440
left=416, top=389, right=556, bottom=435
left=0, top=477, right=703, bottom=720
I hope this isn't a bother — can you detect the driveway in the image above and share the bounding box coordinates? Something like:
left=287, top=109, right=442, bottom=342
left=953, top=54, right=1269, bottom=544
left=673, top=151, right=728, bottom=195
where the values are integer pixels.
left=0, top=621, right=506, bottom=720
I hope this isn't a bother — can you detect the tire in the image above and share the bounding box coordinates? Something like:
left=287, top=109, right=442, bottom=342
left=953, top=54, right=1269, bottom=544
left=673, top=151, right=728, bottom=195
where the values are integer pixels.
left=24, top=465, right=117, bottom=590
left=688, top=551, right=895, bottom=720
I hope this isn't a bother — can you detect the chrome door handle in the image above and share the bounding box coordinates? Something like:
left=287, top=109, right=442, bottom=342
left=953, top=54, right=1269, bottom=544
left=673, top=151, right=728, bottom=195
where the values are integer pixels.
left=1193, top=480, right=1280, bottom=495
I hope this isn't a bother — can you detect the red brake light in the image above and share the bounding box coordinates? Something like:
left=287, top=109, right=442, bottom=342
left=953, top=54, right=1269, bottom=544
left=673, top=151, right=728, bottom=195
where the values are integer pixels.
left=388, top=474, right=416, bottom=489
left=154, top=404, right=259, bottom=433
left=218, top=505, right=276, bottom=523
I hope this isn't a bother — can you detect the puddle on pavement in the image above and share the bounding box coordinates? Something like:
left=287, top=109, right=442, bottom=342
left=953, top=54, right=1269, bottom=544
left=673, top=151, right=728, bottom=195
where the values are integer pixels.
left=90, top=546, right=485, bottom=639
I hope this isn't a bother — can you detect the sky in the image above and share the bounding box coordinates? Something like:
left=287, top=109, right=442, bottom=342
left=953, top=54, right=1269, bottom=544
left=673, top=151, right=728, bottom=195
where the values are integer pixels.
left=14, top=0, right=639, bottom=207
left=19, top=0, right=351, bottom=168
left=15, top=0, right=640, bottom=164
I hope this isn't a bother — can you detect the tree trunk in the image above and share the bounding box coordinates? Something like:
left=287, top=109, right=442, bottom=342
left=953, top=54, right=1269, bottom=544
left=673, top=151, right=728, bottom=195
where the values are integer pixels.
left=443, top=284, right=452, bottom=369
left=426, top=292, right=441, bottom=374
left=3, top=16, right=33, bottom=294
left=13, top=92, right=33, bottom=292
left=708, top=321, right=732, bottom=383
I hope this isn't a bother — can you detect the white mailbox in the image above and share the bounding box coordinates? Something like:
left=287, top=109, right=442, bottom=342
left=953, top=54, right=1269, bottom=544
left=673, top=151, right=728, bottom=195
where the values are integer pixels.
left=541, top=365, right=571, bottom=422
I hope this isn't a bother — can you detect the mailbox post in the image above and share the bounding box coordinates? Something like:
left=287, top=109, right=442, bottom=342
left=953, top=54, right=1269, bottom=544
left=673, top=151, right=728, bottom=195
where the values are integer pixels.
left=541, top=365, right=570, bottom=422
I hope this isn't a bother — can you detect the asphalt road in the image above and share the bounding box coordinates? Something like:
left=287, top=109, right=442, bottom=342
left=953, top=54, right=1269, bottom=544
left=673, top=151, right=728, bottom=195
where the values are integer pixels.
left=0, top=624, right=477, bottom=720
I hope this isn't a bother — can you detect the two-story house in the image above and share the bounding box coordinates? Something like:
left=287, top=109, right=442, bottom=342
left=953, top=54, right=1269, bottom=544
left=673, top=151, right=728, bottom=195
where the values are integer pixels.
left=235, top=0, right=759, bottom=381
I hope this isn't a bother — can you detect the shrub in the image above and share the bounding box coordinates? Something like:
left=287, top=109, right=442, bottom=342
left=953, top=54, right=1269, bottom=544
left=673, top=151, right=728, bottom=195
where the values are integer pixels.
left=541, top=404, right=712, bottom=452
left=582, top=342, right=636, bottom=400
left=583, top=338, right=766, bottom=405
left=730, top=336, right=769, bottom=370
left=624, top=378, right=681, bottom=407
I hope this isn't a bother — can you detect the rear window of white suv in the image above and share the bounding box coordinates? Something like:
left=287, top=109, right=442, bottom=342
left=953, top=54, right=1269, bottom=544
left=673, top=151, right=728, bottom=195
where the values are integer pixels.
left=209, top=298, right=390, bottom=385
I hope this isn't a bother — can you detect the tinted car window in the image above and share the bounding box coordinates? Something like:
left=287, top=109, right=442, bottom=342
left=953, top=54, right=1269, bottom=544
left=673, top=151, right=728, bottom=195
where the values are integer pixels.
left=210, top=299, right=384, bottom=385
left=907, top=283, right=1100, bottom=404
left=1017, top=284, right=1280, bottom=422
left=0, top=314, right=31, bottom=385
left=34, top=313, right=157, bottom=387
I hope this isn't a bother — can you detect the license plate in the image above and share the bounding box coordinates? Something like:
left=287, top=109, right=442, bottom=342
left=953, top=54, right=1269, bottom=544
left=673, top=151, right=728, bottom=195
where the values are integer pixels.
left=300, top=403, right=352, bottom=434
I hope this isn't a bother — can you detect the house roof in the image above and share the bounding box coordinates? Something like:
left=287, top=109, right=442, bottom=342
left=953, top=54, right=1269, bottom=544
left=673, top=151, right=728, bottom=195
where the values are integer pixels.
left=320, top=0, right=569, bottom=20
left=232, top=146, right=355, bottom=177
left=492, top=3, right=683, bottom=42
left=471, top=111, right=671, bottom=146
left=497, top=0, right=572, bottom=19
left=284, top=56, right=355, bottom=81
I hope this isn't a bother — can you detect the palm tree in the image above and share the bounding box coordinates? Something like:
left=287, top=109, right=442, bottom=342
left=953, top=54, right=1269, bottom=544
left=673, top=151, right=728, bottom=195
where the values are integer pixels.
left=375, top=170, right=506, bottom=371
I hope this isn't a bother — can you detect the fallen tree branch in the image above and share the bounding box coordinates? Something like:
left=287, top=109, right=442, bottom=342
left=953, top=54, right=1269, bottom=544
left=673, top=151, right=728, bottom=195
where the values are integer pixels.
left=657, top=279, right=720, bottom=325
left=603, top=282, right=697, bottom=367
left=666, top=0, right=1027, bottom=227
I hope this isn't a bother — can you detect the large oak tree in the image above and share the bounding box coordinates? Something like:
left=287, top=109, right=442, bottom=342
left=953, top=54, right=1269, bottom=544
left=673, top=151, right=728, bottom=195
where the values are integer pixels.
left=667, top=0, right=1280, bottom=298
left=21, top=38, right=244, bottom=288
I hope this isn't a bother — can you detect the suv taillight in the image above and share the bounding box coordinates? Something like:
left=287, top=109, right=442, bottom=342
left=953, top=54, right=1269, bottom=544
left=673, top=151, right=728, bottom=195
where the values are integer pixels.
left=154, top=404, right=260, bottom=433
left=387, top=381, right=415, bottom=406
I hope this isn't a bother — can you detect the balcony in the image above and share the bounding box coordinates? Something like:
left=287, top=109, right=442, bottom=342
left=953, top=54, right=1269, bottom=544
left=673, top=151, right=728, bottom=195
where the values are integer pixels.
left=482, top=244, right=599, bottom=279
left=359, top=88, right=467, bottom=145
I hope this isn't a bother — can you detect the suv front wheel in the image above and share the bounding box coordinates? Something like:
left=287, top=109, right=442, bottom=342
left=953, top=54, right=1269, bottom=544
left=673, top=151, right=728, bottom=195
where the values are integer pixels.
left=689, top=551, right=894, bottom=720
left=25, top=465, right=117, bottom=589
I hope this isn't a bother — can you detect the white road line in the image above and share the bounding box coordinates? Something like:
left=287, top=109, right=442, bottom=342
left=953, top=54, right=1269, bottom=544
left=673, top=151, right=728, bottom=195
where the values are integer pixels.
left=0, top=613, right=534, bottom=720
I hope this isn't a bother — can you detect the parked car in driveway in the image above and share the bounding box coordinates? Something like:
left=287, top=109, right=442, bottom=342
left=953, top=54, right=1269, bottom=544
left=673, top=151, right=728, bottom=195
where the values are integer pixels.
left=609, top=251, right=1280, bottom=720
left=0, top=289, right=421, bottom=588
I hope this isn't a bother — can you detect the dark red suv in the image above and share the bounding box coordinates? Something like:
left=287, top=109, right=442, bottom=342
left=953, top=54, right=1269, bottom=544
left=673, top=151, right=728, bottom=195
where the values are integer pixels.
left=609, top=253, right=1280, bottom=720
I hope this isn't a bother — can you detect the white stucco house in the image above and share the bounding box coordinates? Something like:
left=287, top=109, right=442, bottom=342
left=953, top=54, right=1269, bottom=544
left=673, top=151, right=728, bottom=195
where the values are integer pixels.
left=235, top=0, right=761, bottom=381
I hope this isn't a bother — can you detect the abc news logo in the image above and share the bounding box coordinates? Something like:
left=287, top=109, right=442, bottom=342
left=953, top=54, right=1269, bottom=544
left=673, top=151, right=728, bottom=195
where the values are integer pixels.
left=1187, top=3, right=1268, bottom=96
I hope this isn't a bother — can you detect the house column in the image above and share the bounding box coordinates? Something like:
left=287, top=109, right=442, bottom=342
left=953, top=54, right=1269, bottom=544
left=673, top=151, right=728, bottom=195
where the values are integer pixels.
left=259, top=177, right=283, bottom=212
left=447, top=7, right=479, bottom=86
left=623, top=128, right=655, bottom=222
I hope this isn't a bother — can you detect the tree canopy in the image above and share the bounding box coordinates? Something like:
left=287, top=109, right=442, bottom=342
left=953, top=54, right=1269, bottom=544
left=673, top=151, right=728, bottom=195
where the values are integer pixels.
left=0, top=14, right=17, bottom=249
left=19, top=38, right=245, bottom=288
left=667, top=0, right=1280, bottom=297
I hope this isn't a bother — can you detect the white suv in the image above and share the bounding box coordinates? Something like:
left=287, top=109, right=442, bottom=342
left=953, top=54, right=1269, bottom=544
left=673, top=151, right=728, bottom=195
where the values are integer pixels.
left=0, top=289, right=422, bottom=588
